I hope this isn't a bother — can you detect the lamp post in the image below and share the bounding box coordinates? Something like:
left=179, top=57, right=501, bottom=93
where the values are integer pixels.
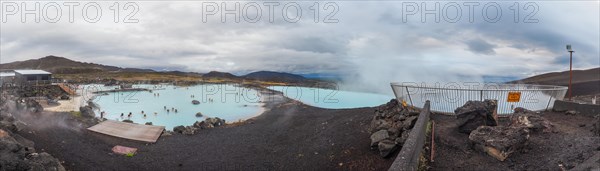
left=566, top=45, right=574, bottom=101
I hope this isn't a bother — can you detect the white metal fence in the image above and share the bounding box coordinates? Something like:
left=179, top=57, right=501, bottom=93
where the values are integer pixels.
left=390, top=83, right=568, bottom=115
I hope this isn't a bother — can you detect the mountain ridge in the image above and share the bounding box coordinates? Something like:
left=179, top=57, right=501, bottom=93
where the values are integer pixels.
left=243, top=71, right=307, bottom=83
left=513, top=67, right=599, bottom=85
left=0, top=56, right=318, bottom=85
left=512, top=67, right=599, bottom=96
left=0, top=56, right=155, bottom=74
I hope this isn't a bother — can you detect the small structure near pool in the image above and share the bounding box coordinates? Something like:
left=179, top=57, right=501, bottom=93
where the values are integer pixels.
left=1, top=69, right=52, bottom=87
left=87, top=120, right=165, bottom=143
left=14, top=70, right=52, bottom=86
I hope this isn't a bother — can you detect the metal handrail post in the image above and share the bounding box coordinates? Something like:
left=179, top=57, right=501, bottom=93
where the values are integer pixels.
left=479, top=90, right=483, bottom=101
left=405, top=86, right=413, bottom=106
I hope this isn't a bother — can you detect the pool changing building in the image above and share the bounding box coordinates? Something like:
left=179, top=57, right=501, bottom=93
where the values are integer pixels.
left=12, top=70, right=52, bottom=86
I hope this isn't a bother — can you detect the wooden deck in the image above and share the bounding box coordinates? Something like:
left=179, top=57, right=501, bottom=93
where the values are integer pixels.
left=87, top=120, right=165, bottom=143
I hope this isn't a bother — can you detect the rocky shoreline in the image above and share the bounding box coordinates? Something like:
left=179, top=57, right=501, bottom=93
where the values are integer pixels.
left=368, top=99, right=420, bottom=158
left=172, top=117, right=227, bottom=135
left=5, top=88, right=397, bottom=170
left=1, top=94, right=66, bottom=171
left=168, top=88, right=275, bottom=135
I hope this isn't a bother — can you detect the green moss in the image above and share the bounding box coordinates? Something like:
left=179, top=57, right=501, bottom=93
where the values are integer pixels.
left=70, top=111, right=81, bottom=117
left=418, top=120, right=433, bottom=171
left=417, top=153, right=428, bottom=171
left=425, top=121, right=432, bottom=134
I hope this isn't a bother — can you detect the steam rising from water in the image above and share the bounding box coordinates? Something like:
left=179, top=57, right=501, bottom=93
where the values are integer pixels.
left=2, top=98, right=83, bottom=133
left=328, top=32, right=488, bottom=94
left=338, top=56, right=484, bottom=94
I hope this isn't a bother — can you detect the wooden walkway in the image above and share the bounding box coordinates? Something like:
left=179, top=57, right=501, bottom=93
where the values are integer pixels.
left=87, top=120, right=165, bottom=143
left=57, top=83, right=77, bottom=95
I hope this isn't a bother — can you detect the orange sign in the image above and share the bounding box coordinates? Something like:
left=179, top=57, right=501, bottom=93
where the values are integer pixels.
left=507, top=92, right=521, bottom=102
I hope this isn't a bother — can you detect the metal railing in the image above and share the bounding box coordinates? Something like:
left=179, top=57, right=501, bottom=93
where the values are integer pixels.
left=391, top=83, right=568, bottom=115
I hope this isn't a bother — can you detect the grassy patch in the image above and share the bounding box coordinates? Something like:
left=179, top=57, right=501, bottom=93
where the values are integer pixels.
left=125, top=153, right=135, bottom=157
left=418, top=120, right=433, bottom=171
left=70, top=111, right=81, bottom=117
left=55, top=72, right=205, bottom=83
left=418, top=153, right=428, bottom=171
left=426, top=121, right=432, bottom=134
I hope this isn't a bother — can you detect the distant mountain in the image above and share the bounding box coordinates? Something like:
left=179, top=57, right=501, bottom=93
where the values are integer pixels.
left=243, top=71, right=307, bottom=83
left=161, top=71, right=202, bottom=77
left=0, top=56, right=333, bottom=87
left=512, top=67, right=599, bottom=96
left=0, top=56, right=154, bottom=74
left=299, top=73, right=343, bottom=81
left=514, top=68, right=599, bottom=85
left=202, top=71, right=239, bottom=79
left=482, top=75, right=520, bottom=83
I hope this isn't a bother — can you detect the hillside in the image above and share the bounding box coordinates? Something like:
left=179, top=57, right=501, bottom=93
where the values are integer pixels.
left=0, top=56, right=154, bottom=74
left=514, top=67, right=599, bottom=96
left=0, top=56, right=332, bottom=87
left=243, top=71, right=307, bottom=83
left=517, top=68, right=599, bottom=85
left=202, top=71, right=239, bottom=79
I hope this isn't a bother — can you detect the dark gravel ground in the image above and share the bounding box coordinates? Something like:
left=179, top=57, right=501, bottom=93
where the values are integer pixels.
left=14, top=95, right=396, bottom=171
left=430, top=111, right=600, bottom=171
left=13, top=92, right=599, bottom=171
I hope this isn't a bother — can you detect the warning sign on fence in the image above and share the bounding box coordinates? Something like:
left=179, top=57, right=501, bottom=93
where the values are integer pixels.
left=507, top=92, right=521, bottom=102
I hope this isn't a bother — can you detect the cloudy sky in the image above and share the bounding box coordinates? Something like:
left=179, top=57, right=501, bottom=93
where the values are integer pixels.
left=1, top=1, right=599, bottom=92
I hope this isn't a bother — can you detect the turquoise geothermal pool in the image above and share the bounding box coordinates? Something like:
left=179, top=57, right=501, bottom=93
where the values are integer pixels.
left=267, top=86, right=394, bottom=109
left=86, top=84, right=394, bottom=130
left=87, top=84, right=264, bottom=130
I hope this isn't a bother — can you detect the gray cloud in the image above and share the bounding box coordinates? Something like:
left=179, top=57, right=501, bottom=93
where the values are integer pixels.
left=1, top=1, right=598, bottom=93
left=466, top=38, right=497, bottom=55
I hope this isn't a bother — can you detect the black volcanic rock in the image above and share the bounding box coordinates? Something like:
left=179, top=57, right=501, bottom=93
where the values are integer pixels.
left=455, top=100, right=499, bottom=134
left=243, top=71, right=306, bottom=83
left=369, top=99, right=420, bottom=158
left=469, top=126, right=530, bottom=161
